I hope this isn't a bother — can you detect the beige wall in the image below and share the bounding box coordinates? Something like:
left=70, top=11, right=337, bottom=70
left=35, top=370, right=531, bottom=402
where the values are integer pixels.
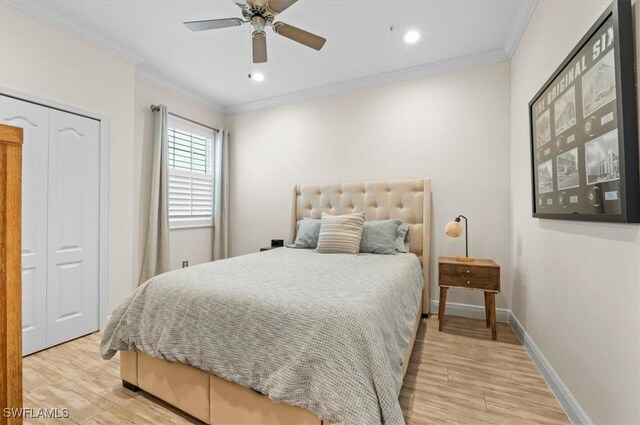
left=0, top=2, right=136, bottom=312
left=133, top=79, right=223, bottom=274
left=510, top=2, right=640, bottom=423
left=0, top=3, right=224, bottom=309
left=225, top=61, right=512, bottom=309
left=5, top=3, right=638, bottom=420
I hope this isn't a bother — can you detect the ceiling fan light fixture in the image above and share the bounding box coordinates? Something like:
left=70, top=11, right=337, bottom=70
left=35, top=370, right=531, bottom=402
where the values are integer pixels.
left=404, top=30, right=421, bottom=44
left=184, top=0, right=325, bottom=63
left=251, top=15, right=266, bottom=32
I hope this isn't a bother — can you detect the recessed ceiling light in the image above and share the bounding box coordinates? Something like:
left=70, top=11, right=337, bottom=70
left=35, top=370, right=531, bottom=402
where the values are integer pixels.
left=404, top=30, right=420, bottom=44
left=251, top=72, right=265, bottom=82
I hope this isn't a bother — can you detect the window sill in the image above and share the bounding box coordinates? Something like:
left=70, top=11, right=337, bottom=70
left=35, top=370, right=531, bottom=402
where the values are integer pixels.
left=170, top=223, right=213, bottom=231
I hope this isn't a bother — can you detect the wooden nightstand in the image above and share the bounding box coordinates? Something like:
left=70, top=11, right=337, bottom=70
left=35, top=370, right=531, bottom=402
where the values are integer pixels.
left=438, top=256, right=501, bottom=340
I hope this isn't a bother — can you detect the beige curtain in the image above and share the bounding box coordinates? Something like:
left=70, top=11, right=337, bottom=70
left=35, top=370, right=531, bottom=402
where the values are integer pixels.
left=139, top=105, right=171, bottom=283
left=213, top=128, right=229, bottom=260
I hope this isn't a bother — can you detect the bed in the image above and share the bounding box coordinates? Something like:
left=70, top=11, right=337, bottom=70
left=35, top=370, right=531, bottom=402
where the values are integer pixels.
left=101, top=178, right=432, bottom=425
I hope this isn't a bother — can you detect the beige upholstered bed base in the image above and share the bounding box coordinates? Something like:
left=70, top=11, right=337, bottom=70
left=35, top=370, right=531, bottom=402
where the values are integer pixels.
left=120, top=303, right=421, bottom=425
left=119, top=178, right=432, bottom=424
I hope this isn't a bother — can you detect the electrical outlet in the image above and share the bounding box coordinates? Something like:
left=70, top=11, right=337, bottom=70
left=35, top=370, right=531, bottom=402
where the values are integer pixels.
left=182, top=260, right=189, bottom=268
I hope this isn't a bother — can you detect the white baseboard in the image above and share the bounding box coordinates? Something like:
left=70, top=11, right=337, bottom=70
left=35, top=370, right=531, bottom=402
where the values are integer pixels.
left=430, top=300, right=510, bottom=323
left=509, top=314, right=592, bottom=425
left=430, top=299, right=591, bottom=425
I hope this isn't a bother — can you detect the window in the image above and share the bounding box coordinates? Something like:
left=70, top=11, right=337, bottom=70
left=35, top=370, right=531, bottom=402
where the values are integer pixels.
left=167, top=115, right=215, bottom=229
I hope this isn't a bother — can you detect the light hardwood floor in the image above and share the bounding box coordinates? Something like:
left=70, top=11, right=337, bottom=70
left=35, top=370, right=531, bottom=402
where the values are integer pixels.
left=22, top=315, right=569, bottom=425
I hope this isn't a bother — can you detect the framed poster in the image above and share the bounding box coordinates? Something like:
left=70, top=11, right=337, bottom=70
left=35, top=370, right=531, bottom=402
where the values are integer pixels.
left=529, top=0, right=638, bottom=222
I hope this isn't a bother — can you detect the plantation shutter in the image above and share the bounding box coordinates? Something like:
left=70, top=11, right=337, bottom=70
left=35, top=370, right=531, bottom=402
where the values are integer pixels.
left=167, top=115, right=215, bottom=228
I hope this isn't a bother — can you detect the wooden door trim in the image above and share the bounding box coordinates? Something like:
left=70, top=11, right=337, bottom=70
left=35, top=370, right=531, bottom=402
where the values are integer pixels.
left=1, top=123, right=23, bottom=425
left=0, top=125, right=23, bottom=144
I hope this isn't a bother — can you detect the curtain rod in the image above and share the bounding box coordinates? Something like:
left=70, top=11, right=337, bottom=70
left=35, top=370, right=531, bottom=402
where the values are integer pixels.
left=150, top=104, right=219, bottom=132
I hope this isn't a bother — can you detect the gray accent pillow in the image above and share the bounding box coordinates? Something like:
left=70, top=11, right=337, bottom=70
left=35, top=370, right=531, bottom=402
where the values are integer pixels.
left=396, top=223, right=410, bottom=253
left=360, top=219, right=403, bottom=255
left=287, top=218, right=321, bottom=249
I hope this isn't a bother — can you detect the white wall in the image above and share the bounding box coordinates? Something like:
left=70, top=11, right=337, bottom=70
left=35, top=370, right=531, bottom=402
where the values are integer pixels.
left=510, top=2, right=640, bottom=423
left=133, top=79, right=223, bottom=274
left=225, top=61, right=512, bottom=309
left=0, top=2, right=136, bottom=312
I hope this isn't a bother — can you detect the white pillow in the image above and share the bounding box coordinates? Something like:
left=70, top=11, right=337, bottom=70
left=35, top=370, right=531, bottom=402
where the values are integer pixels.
left=396, top=223, right=411, bottom=253
left=316, top=212, right=365, bottom=254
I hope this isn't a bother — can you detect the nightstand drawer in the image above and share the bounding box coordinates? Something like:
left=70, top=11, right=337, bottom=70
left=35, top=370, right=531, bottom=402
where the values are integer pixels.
left=440, top=274, right=499, bottom=291
left=439, top=264, right=499, bottom=280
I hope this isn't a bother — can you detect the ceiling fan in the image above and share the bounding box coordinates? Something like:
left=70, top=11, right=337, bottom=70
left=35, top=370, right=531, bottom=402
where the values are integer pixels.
left=184, top=0, right=326, bottom=64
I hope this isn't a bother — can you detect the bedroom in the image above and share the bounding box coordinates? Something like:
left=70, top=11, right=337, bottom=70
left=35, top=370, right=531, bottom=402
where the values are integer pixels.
left=0, top=0, right=638, bottom=424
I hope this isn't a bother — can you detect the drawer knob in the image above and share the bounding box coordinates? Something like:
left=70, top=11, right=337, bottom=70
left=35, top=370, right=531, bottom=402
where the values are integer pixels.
left=466, top=280, right=471, bottom=285
left=466, top=269, right=471, bottom=274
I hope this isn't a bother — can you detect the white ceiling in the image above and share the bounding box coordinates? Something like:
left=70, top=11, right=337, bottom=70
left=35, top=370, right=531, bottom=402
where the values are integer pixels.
left=10, top=0, right=536, bottom=115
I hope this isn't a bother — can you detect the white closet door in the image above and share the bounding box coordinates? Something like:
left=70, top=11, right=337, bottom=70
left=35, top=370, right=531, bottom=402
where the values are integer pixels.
left=46, top=109, right=100, bottom=346
left=0, top=96, right=49, bottom=355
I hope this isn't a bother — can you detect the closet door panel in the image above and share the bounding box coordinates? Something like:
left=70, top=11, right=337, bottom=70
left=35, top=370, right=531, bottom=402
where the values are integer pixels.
left=46, top=110, right=100, bottom=346
left=0, top=96, right=49, bottom=356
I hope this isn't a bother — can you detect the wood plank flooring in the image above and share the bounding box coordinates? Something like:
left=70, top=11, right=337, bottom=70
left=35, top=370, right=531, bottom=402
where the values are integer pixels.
left=22, top=315, right=569, bottom=424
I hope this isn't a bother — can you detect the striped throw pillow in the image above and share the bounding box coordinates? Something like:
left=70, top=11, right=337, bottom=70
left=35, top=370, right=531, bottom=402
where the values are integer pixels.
left=316, top=212, right=365, bottom=254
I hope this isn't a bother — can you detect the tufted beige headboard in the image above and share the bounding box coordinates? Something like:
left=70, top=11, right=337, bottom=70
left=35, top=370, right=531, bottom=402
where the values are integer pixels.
left=290, top=178, right=432, bottom=314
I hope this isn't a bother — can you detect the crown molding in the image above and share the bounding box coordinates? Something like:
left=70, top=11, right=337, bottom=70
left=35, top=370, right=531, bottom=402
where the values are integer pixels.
left=222, top=48, right=509, bottom=116
left=7, top=0, right=146, bottom=65
left=503, top=0, right=538, bottom=58
left=134, top=69, right=226, bottom=116
left=8, top=0, right=524, bottom=118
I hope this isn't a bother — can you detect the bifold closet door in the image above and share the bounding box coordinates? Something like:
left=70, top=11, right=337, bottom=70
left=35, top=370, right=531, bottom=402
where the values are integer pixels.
left=1, top=96, right=100, bottom=354
left=46, top=109, right=100, bottom=347
left=0, top=96, right=49, bottom=356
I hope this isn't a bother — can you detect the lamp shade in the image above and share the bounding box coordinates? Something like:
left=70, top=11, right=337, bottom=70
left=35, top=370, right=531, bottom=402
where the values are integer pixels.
left=444, top=220, right=462, bottom=238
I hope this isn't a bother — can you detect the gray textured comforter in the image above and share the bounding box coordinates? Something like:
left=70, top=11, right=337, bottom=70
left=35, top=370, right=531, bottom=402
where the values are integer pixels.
left=101, top=248, right=423, bottom=425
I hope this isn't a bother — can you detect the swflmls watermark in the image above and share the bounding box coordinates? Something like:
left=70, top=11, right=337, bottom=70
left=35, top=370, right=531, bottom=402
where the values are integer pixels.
left=3, top=408, right=70, bottom=419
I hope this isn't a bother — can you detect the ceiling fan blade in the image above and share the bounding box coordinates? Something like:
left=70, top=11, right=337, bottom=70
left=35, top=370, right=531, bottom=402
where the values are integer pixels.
left=266, top=0, right=298, bottom=14
left=184, top=18, right=244, bottom=32
left=272, top=22, right=326, bottom=51
left=252, top=31, right=268, bottom=63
